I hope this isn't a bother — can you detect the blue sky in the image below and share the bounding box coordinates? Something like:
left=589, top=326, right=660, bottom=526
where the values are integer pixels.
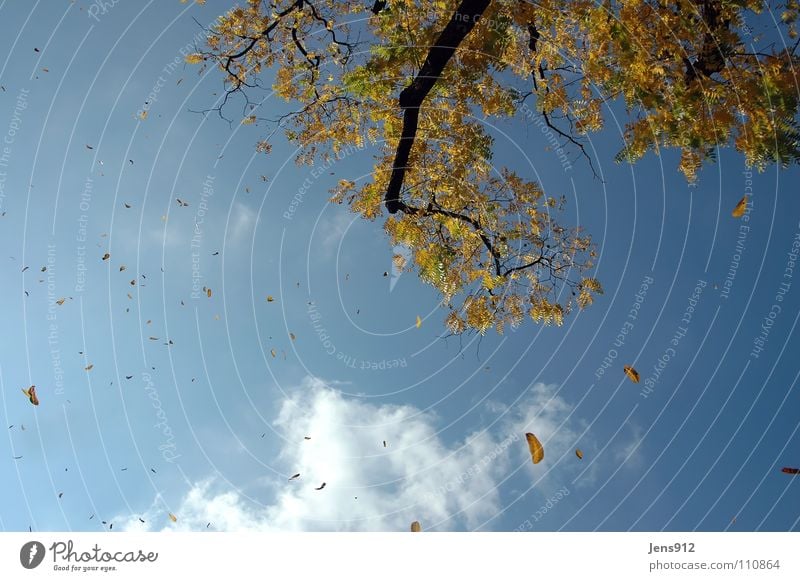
left=0, top=0, right=798, bottom=532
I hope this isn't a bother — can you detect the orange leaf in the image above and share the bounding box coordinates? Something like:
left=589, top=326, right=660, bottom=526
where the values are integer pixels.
left=731, top=195, right=748, bottom=218
left=623, top=365, right=640, bottom=383
left=525, top=433, right=544, bottom=464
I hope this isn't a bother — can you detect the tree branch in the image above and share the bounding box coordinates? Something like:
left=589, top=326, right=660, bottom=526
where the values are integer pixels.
left=384, top=0, right=492, bottom=214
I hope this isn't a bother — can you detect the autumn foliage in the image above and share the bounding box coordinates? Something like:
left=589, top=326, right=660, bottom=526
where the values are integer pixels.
left=189, top=0, right=799, bottom=333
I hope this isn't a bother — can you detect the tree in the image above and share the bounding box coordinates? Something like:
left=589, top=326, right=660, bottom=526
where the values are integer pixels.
left=187, top=0, right=799, bottom=334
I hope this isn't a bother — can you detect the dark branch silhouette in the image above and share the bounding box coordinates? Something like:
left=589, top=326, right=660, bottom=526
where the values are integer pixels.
left=384, top=0, right=491, bottom=214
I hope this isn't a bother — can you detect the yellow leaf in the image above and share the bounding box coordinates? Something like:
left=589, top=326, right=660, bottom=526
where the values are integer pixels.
left=185, top=53, right=204, bottom=64
left=266, top=295, right=274, bottom=302
left=732, top=195, right=748, bottom=218
left=139, top=110, right=148, bottom=120
left=168, top=513, right=177, bottom=523
left=623, top=365, right=640, bottom=383
left=525, top=433, right=544, bottom=464
left=241, top=115, right=257, bottom=125
left=576, top=449, right=583, bottom=460
left=410, top=521, right=421, bottom=532
left=416, top=315, right=422, bottom=328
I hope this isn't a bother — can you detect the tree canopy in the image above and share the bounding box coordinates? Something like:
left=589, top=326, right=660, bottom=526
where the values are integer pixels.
left=188, top=0, right=800, bottom=334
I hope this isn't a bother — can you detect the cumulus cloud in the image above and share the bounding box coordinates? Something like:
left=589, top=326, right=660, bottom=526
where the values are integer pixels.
left=119, top=377, right=582, bottom=532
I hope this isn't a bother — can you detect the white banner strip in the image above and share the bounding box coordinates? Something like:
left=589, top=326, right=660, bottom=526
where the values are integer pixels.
left=1, top=532, right=797, bottom=579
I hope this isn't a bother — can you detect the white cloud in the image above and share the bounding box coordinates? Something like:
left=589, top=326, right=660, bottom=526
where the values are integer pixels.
left=315, top=210, right=353, bottom=258
left=119, top=377, right=582, bottom=532
left=613, top=421, right=645, bottom=469
left=226, top=201, right=257, bottom=247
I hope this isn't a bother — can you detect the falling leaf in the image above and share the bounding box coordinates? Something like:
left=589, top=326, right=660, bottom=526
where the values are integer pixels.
left=623, top=365, right=640, bottom=383
left=241, top=115, right=257, bottom=125
left=85, top=364, right=94, bottom=371
left=130, top=279, right=136, bottom=286
left=266, top=295, right=274, bottom=302
left=383, top=440, right=387, bottom=447
left=40, top=266, right=46, bottom=272
left=85, top=144, right=93, bottom=149
left=525, top=432, right=544, bottom=464
left=410, top=521, right=421, bottom=532
left=21, top=266, right=28, bottom=272
left=289, top=332, right=296, bottom=341
left=168, top=513, right=177, bottom=523
left=139, top=518, right=145, bottom=523
left=102, top=253, right=110, bottom=261
left=139, top=111, right=148, bottom=121
left=416, top=315, right=422, bottom=328
left=732, top=195, right=748, bottom=218
left=21, top=386, right=39, bottom=406
left=206, top=288, right=212, bottom=298
left=119, top=265, right=126, bottom=272
left=123, top=203, right=131, bottom=209
left=782, top=467, right=800, bottom=475
left=56, top=298, right=66, bottom=305
left=288, top=473, right=300, bottom=481
left=576, top=449, right=584, bottom=460
left=315, top=482, right=326, bottom=490
left=270, top=349, right=276, bottom=358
